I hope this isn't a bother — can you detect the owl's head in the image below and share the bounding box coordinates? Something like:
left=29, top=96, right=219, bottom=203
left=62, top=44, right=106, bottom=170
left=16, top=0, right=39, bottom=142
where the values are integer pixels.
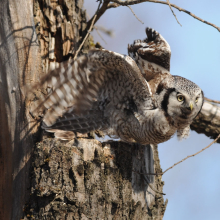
left=160, top=76, right=204, bottom=127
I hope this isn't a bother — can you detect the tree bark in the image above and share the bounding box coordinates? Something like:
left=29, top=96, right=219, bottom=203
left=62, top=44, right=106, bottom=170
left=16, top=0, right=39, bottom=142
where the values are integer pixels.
left=23, top=138, right=167, bottom=219
left=0, top=0, right=41, bottom=219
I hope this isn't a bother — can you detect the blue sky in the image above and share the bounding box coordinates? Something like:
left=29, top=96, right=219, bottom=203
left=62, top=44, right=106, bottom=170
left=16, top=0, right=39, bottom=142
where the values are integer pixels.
left=84, top=1, right=220, bottom=219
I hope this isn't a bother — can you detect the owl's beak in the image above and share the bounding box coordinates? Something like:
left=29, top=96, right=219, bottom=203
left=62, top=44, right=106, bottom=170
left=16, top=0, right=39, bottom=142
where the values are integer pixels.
left=189, top=102, right=194, bottom=111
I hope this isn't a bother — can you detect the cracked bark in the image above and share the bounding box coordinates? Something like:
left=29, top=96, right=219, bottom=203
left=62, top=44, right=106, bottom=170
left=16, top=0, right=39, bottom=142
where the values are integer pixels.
left=23, top=138, right=167, bottom=219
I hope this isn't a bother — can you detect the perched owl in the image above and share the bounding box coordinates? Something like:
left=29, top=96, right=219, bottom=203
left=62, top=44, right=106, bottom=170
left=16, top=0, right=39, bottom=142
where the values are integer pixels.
left=31, top=28, right=204, bottom=144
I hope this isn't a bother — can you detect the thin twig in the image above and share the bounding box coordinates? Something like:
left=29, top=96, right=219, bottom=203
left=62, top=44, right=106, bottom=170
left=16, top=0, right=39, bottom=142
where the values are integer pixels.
left=162, top=134, right=220, bottom=175
left=79, top=0, right=104, bottom=55
left=73, top=14, right=97, bottom=60
left=86, top=0, right=110, bottom=29
left=86, top=13, right=108, bottom=44
left=94, top=26, right=107, bottom=44
left=127, top=5, right=144, bottom=24
left=110, top=0, right=220, bottom=32
left=205, top=97, right=220, bottom=105
left=166, top=0, right=181, bottom=26
left=95, top=25, right=114, bottom=37
left=144, top=133, right=220, bottom=176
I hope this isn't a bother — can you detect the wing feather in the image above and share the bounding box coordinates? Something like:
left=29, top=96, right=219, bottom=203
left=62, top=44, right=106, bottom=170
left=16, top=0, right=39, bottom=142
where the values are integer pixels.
left=30, top=49, right=152, bottom=127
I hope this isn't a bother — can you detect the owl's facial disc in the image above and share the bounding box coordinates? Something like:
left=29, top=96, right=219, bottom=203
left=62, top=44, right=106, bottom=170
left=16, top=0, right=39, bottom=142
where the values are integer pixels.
left=177, top=93, right=194, bottom=114
left=166, top=89, right=203, bottom=121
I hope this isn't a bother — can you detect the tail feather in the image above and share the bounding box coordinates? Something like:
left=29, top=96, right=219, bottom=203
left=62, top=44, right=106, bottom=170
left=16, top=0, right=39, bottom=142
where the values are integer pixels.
left=45, top=129, right=76, bottom=140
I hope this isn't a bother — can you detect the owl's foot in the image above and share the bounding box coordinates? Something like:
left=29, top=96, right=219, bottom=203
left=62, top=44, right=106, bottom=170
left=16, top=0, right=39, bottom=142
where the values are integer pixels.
left=145, top=27, right=160, bottom=42
left=128, top=27, right=162, bottom=58
left=128, top=27, right=171, bottom=71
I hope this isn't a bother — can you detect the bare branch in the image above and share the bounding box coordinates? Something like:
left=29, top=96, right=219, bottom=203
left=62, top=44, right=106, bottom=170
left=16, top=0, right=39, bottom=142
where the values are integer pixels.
left=162, top=134, right=220, bottom=175
left=205, top=97, right=220, bottom=105
left=74, top=0, right=103, bottom=59
left=110, top=0, right=220, bottom=32
left=74, top=14, right=97, bottom=60
left=166, top=0, right=181, bottom=26
left=95, top=25, right=114, bottom=37
left=86, top=13, right=109, bottom=45
left=191, top=101, right=220, bottom=142
left=107, top=3, right=120, bottom=9
left=127, top=5, right=144, bottom=24
left=86, top=0, right=111, bottom=30
left=94, top=26, right=108, bottom=44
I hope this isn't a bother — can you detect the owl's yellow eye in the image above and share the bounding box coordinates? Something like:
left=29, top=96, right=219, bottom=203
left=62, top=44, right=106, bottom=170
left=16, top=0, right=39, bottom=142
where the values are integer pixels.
left=177, top=95, right=185, bottom=102
left=195, top=97, right=199, bottom=103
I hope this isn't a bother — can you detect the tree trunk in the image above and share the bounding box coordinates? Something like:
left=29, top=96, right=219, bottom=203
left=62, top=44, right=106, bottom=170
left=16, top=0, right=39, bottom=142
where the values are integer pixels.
left=24, top=138, right=167, bottom=219
left=0, top=0, right=41, bottom=219
left=0, top=0, right=166, bottom=219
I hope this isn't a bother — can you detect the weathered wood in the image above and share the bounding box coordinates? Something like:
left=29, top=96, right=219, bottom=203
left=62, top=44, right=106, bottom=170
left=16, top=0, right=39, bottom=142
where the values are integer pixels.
left=33, top=0, right=88, bottom=66
left=0, top=0, right=41, bottom=219
left=23, top=138, right=167, bottom=219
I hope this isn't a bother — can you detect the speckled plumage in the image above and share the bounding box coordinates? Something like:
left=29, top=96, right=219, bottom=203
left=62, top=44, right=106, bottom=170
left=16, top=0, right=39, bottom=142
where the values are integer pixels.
left=32, top=28, right=204, bottom=143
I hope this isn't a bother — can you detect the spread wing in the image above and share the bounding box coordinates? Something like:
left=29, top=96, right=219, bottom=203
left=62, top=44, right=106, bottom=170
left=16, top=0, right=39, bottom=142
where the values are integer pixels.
left=30, top=49, right=153, bottom=133
left=128, top=27, right=171, bottom=94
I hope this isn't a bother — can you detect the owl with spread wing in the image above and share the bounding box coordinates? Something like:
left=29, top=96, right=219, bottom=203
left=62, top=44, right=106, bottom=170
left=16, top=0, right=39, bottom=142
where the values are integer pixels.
left=30, top=28, right=204, bottom=144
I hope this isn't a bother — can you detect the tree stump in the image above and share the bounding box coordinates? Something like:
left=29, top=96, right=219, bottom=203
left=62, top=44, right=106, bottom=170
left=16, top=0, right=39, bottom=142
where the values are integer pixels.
left=24, top=137, right=167, bottom=219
